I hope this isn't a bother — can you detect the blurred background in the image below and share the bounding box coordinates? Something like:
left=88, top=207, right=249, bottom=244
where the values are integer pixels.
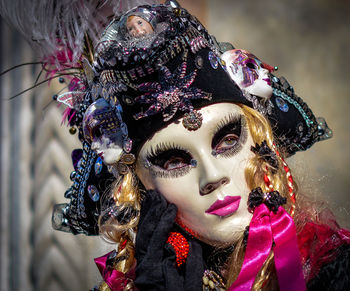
left=1, top=0, right=349, bottom=290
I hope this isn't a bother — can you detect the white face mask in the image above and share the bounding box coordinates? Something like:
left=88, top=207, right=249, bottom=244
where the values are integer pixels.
left=222, top=49, right=273, bottom=98
left=136, top=103, right=254, bottom=245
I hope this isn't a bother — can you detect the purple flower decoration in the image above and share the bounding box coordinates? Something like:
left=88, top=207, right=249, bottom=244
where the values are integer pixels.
left=134, top=52, right=212, bottom=122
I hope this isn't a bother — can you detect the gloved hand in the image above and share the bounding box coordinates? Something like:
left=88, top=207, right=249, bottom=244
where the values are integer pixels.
left=135, top=190, right=179, bottom=290
left=135, top=190, right=204, bottom=291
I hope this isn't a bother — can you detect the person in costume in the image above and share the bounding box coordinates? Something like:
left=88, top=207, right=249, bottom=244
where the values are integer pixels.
left=60, top=3, right=347, bottom=290
left=1, top=1, right=348, bottom=290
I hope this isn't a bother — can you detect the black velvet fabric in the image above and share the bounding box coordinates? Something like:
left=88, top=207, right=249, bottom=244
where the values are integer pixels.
left=135, top=190, right=204, bottom=291
left=307, top=244, right=350, bottom=291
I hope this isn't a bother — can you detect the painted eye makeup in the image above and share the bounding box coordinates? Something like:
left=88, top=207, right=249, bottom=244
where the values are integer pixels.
left=145, top=143, right=195, bottom=178
left=211, top=114, right=247, bottom=158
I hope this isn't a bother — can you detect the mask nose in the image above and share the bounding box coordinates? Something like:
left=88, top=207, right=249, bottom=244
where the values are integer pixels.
left=135, top=27, right=145, bottom=37
left=200, top=177, right=230, bottom=195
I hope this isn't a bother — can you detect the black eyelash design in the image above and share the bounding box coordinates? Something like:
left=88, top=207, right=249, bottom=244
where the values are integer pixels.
left=143, top=114, right=248, bottom=177
left=212, top=113, right=241, bottom=135
left=149, top=165, right=192, bottom=179
left=146, top=142, right=188, bottom=160
left=145, top=142, right=194, bottom=179
left=211, top=114, right=248, bottom=158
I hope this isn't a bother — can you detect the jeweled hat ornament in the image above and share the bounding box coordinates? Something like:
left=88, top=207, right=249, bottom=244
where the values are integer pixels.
left=51, top=0, right=332, bottom=236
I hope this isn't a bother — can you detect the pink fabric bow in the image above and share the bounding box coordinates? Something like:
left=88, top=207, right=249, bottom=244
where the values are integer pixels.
left=228, top=204, right=306, bottom=291
left=94, top=251, right=135, bottom=291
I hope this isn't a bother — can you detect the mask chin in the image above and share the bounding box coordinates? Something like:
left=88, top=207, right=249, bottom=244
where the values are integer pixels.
left=246, top=79, right=273, bottom=98
left=99, top=146, right=123, bottom=165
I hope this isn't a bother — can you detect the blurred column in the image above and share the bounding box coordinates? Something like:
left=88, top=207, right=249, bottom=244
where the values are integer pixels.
left=0, top=19, right=111, bottom=291
left=0, top=18, right=34, bottom=291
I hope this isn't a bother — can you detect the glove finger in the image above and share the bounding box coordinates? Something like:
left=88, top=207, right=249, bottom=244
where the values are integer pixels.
left=145, top=203, right=177, bottom=257
left=135, top=203, right=178, bottom=290
left=184, top=239, right=204, bottom=291
left=136, top=191, right=169, bottom=260
left=162, top=249, right=184, bottom=291
left=138, top=190, right=168, bottom=229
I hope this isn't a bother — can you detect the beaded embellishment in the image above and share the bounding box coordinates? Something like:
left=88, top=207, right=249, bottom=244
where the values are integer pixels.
left=202, top=270, right=225, bottom=291
left=134, top=51, right=212, bottom=123
left=182, top=110, right=203, bottom=130
left=166, top=232, right=190, bottom=267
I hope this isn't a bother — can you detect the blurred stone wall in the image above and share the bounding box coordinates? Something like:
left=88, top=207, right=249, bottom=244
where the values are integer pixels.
left=207, top=0, right=350, bottom=226
left=0, top=20, right=113, bottom=291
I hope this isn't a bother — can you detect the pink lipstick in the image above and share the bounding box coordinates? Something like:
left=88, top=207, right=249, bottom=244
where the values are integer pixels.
left=205, top=196, right=241, bottom=217
left=263, top=78, right=271, bottom=86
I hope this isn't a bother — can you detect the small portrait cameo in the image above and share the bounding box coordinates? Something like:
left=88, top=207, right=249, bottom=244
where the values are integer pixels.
left=126, top=15, right=154, bottom=38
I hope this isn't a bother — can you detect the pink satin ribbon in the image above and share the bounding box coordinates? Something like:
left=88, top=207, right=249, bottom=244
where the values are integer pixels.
left=94, top=251, right=132, bottom=291
left=228, top=204, right=306, bottom=291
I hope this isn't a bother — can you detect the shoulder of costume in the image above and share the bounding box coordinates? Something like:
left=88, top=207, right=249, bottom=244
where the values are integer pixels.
left=307, top=243, right=350, bottom=290
left=297, top=221, right=350, bottom=289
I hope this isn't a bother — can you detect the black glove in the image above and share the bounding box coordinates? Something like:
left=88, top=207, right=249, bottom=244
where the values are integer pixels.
left=135, top=190, right=204, bottom=291
left=135, top=190, right=179, bottom=290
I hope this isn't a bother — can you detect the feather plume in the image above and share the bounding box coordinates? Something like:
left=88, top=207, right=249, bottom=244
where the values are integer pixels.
left=0, top=0, right=159, bottom=64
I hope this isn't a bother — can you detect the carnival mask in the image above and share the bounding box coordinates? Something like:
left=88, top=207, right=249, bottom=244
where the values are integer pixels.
left=83, top=98, right=124, bottom=165
left=136, top=103, right=254, bottom=245
left=221, top=49, right=273, bottom=98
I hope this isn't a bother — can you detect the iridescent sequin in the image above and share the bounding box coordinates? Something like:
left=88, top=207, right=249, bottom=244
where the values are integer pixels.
left=273, top=88, right=313, bottom=127
left=95, top=157, right=103, bottom=175
left=275, top=97, right=289, bottom=112
left=87, top=185, right=100, bottom=202
left=208, top=51, right=218, bottom=69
